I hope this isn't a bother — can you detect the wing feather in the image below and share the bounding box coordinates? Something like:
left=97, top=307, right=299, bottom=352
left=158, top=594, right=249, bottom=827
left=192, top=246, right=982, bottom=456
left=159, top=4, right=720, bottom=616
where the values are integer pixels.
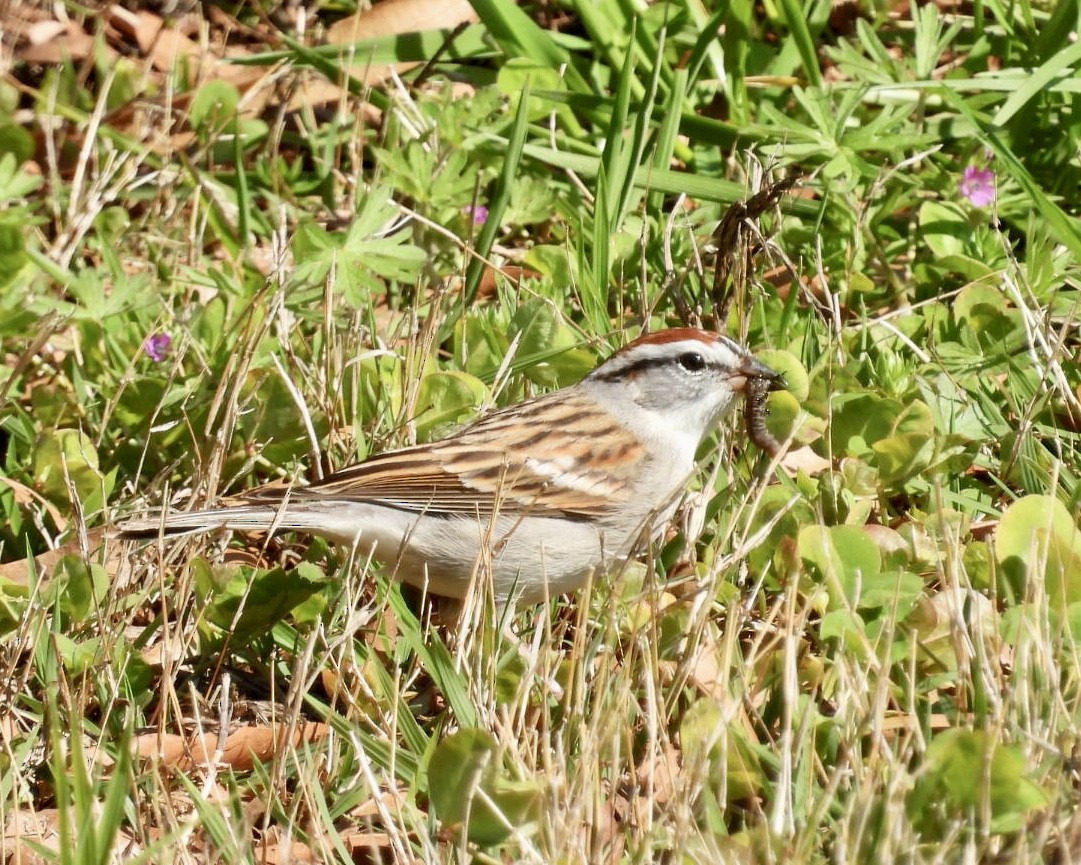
left=243, top=392, right=646, bottom=520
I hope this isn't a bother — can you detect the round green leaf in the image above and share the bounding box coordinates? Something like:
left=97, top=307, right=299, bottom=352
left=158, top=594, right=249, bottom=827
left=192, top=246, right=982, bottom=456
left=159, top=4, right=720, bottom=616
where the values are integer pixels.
left=918, top=200, right=968, bottom=259
left=189, top=80, right=240, bottom=132
left=510, top=298, right=592, bottom=387
left=415, top=371, right=489, bottom=440
left=907, top=729, right=1048, bottom=836
left=679, top=699, right=764, bottom=801
left=497, top=59, right=565, bottom=121
left=755, top=348, right=808, bottom=401
left=995, top=495, right=1081, bottom=612
left=427, top=728, right=542, bottom=847
left=872, top=431, right=934, bottom=486
left=0, top=123, right=34, bottom=163
left=798, top=524, right=881, bottom=607
left=32, top=428, right=109, bottom=509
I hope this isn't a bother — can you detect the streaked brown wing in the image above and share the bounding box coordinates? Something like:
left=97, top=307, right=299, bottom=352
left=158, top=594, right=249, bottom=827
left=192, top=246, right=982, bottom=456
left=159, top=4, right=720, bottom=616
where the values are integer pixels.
left=244, top=392, right=646, bottom=519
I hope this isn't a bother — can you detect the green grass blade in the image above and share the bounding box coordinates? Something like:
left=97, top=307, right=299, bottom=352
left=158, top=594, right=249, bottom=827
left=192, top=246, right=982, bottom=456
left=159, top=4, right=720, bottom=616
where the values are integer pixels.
left=647, top=67, right=688, bottom=214
left=722, top=0, right=754, bottom=124
left=593, top=167, right=611, bottom=295
left=464, top=79, right=531, bottom=305
left=991, top=40, right=1081, bottom=127
left=601, top=27, right=636, bottom=228
left=518, top=141, right=821, bottom=214
left=777, top=0, right=824, bottom=86
left=469, top=0, right=590, bottom=91
left=387, top=591, right=479, bottom=728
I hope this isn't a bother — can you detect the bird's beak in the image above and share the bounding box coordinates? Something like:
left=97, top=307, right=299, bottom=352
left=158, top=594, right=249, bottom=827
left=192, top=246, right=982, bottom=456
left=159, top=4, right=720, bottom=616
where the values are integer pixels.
left=738, top=357, right=785, bottom=392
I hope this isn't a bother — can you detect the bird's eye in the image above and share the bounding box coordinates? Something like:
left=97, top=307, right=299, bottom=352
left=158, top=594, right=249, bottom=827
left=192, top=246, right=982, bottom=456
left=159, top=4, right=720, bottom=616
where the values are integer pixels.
left=677, top=351, right=706, bottom=372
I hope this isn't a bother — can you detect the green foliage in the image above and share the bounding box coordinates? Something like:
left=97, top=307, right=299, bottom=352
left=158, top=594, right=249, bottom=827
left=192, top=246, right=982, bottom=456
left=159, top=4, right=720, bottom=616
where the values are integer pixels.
left=996, top=495, right=1081, bottom=611
left=290, top=189, right=427, bottom=306
left=3, top=0, right=1081, bottom=862
left=426, top=728, right=543, bottom=846
left=195, top=560, right=331, bottom=642
left=907, top=729, right=1048, bottom=836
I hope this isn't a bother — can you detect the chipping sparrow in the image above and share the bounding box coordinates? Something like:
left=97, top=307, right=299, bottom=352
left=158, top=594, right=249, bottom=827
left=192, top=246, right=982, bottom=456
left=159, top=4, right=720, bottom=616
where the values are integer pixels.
left=118, top=328, right=782, bottom=604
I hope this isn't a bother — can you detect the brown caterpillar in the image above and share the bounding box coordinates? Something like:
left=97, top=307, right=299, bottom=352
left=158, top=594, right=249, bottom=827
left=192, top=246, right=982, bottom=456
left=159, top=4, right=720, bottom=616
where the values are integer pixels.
left=745, top=375, right=783, bottom=458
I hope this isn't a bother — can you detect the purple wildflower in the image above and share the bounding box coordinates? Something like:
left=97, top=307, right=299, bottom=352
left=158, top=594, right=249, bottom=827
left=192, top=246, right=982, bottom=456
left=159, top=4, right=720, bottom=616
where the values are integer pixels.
left=960, top=166, right=995, bottom=207
left=143, top=332, right=172, bottom=362
left=464, top=204, right=489, bottom=225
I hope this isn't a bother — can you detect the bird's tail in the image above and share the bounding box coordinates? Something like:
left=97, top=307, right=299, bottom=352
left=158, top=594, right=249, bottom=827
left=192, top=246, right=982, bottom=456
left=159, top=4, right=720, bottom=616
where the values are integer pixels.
left=116, top=505, right=296, bottom=540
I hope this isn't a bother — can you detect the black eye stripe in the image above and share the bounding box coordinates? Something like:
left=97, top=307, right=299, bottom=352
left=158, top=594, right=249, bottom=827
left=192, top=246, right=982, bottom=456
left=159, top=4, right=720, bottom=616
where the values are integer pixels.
left=590, top=353, right=720, bottom=381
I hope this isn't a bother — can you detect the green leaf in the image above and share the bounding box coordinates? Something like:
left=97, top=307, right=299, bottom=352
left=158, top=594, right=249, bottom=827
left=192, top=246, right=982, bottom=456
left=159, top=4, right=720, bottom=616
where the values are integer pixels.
left=777, top=0, right=823, bottom=87
left=189, top=80, right=240, bottom=132
left=798, top=524, right=881, bottom=607
left=414, top=371, right=489, bottom=440
left=991, top=39, right=1081, bottom=128
left=387, top=588, right=478, bottom=727
left=426, top=728, right=543, bottom=846
left=755, top=349, right=809, bottom=401
left=509, top=298, right=593, bottom=387
left=679, top=699, right=765, bottom=801
left=907, top=729, right=1048, bottom=836
left=50, top=556, right=108, bottom=622
left=290, top=191, right=426, bottom=306
left=204, top=563, right=330, bottom=640
left=469, top=0, right=589, bottom=92
left=496, top=58, right=566, bottom=120
left=0, top=152, right=43, bottom=201
left=830, top=393, right=933, bottom=459
left=32, top=428, right=110, bottom=510
left=871, top=431, right=935, bottom=486
left=858, top=570, right=924, bottom=616
left=523, top=245, right=577, bottom=286
left=918, top=200, right=969, bottom=259
left=995, top=495, right=1081, bottom=613
left=819, top=607, right=866, bottom=644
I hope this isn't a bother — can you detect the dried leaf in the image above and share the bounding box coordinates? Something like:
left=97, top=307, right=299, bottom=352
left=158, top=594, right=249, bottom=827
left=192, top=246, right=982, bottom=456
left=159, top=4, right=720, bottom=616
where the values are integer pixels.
left=19, top=21, right=97, bottom=64
left=291, top=0, right=479, bottom=110
left=779, top=445, right=831, bottom=476
left=327, top=0, right=477, bottom=45
left=134, top=722, right=329, bottom=771
left=106, top=6, right=164, bottom=53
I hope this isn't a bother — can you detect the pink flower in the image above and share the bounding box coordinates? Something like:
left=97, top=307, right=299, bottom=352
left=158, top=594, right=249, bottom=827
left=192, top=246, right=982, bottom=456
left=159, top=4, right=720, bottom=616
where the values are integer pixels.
left=960, top=166, right=995, bottom=207
left=143, top=332, right=172, bottom=362
left=463, top=204, right=488, bottom=225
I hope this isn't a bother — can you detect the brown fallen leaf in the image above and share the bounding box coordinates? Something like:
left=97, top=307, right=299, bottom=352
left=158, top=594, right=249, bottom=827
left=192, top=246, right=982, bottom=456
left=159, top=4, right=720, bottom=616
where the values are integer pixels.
left=106, top=5, right=164, bottom=54
left=2, top=808, right=143, bottom=863
left=342, top=832, right=394, bottom=856
left=25, top=20, right=67, bottom=46
left=134, top=722, right=329, bottom=771
left=342, top=788, right=410, bottom=820
left=969, top=518, right=998, bottom=541
left=633, top=745, right=681, bottom=821
left=327, top=0, right=478, bottom=49
left=474, top=264, right=542, bottom=300
left=256, top=835, right=316, bottom=864
left=0, top=527, right=119, bottom=586
left=779, top=445, right=831, bottom=476
left=19, top=20, right=99, bottom=64
left=3, top=808, right=63, bottom=865
left=861, top=523, right=909, bottom=560
left=291, top=0, right=478, bottom=110
left=686, top=630, right=726, bottom=698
